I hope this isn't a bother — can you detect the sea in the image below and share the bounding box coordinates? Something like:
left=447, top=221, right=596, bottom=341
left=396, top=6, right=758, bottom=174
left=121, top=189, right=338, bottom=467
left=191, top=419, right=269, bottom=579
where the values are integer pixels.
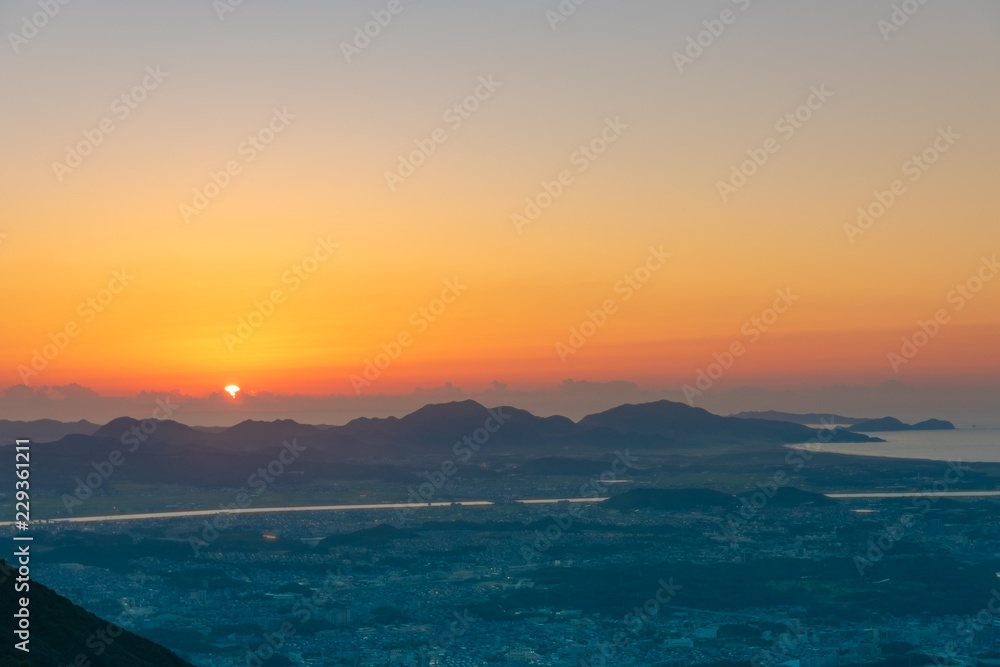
left=788, top=426, right=1000, bottom=463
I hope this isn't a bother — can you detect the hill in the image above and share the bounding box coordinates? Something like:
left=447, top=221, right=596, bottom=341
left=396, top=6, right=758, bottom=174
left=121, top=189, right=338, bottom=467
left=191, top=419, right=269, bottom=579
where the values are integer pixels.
left=602, top=488, right=739, bottom=510
left=848, top=417, right=955, bottom=432
left=333, top=400, right=577, bottom=455
left=579, top=400, right=880, bottom=446
left=730, top=411, right=862, bottom=425
left=93, top=417, right=211, bottom=446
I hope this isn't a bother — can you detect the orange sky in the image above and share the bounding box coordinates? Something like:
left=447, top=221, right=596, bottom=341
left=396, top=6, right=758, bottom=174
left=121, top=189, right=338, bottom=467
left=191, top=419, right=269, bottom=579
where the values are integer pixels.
left=1, top=0, right=998, bottom=400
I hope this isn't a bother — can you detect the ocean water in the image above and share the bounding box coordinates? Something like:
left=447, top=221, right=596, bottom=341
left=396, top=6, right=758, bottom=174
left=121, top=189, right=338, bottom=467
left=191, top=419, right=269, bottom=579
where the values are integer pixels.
left=789, top=427, right=1000, bottom=463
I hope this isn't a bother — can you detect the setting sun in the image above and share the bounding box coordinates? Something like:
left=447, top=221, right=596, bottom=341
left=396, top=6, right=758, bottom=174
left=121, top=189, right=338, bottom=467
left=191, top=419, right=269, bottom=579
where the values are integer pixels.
left=224, top=385, right=240, bottom=398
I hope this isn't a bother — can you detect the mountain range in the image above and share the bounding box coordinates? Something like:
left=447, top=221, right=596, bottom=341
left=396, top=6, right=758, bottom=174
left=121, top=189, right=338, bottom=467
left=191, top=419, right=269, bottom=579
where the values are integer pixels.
left=0, top=399, right=893, bottom=491
left=0, top=418, right=100, bottom=445
left=732, top=411, right=955, bottom=431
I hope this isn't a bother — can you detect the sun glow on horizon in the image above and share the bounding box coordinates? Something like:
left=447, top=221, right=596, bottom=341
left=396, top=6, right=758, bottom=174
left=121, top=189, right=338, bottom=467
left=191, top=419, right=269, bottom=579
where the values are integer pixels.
left=0, top=2, right=996, bottom=397
left=225, top=385, right=240, bottom=398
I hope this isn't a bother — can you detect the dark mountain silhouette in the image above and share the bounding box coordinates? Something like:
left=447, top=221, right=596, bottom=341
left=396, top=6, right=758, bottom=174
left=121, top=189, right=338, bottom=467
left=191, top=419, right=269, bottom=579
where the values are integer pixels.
left=188, top=424, right=230, bottom=433
left=0, top=418, right=99, bottom=444
left=93, top=417, right=211, bottom=446
left=579, top=400, right=717, bottom=434
left=730, top=411, right=862, bottom=425
left=912, top=418, right=956, bottom=430
left=578, top=400, right=877, bottom=445
left=848, top=417, right=955, bottom=432
left=0, top=560, right=193, bottom=666
left=731, top=411, right=955, bottom=432
left=333, top=400, right=577, bottom=455
left=207, top=418, right=329, bottom=451
left=5, top=399, right=885, bottom=491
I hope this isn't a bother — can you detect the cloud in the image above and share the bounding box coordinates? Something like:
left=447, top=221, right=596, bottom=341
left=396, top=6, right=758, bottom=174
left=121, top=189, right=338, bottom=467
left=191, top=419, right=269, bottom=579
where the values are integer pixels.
left=48, top=383, right=103, bottom=401
left=558, top=379, right=640, bottom=395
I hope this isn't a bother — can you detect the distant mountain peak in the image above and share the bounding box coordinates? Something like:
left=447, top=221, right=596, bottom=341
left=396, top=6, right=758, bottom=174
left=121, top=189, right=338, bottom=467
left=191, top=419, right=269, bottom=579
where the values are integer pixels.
left=93, top=416, right=193, bottom=439
left=848, top=416, right=955, bottom=432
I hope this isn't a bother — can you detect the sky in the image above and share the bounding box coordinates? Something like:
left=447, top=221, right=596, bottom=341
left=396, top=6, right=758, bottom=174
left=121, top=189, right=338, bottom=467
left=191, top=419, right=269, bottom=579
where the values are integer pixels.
left=1, top=0, right=998, bottom=423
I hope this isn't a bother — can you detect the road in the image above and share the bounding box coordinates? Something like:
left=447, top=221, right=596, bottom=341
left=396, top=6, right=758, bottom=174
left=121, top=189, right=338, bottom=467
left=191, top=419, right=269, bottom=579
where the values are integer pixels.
left=0, top=496, right=608, bottom=527
left=4, top=488, right=999, bottom=527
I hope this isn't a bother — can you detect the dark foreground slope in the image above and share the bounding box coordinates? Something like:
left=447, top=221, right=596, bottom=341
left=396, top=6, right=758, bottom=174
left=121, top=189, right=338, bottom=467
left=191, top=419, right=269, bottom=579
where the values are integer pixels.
left=0, top=560, right=193, bottom=667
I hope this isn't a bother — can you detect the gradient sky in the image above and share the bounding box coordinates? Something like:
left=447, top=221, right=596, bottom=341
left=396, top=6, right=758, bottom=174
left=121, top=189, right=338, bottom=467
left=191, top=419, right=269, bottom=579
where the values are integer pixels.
left=2, top=0, right=998, bottom=411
